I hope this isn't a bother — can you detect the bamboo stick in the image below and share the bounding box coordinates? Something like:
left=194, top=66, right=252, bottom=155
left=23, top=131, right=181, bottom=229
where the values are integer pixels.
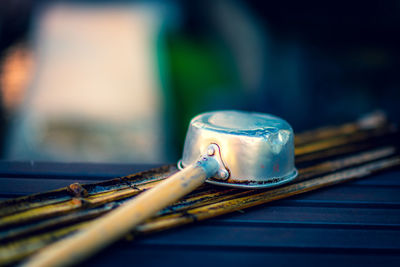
left=0, top=146, right=395, bottom=232
left=21, top=159, right=216, bottom=267
left=1, top=121, right=394, bottom=220
left=0, top=156, right=398, bottom=266
left=294, top=110, right=388, bottom=145
left=0, top=117, right=397, bottom=266
left=137, top=157, right=400, bottom=234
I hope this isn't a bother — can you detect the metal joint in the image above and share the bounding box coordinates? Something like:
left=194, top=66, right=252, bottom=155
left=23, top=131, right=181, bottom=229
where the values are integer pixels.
left=178, top=143, right=230, bottom=181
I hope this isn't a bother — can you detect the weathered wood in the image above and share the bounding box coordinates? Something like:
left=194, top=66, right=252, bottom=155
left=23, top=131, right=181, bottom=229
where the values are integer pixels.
left=0, top=116, right=398, bottom=266
left=1, top=156, right=398, bottom=266
left=22, top=160, right=215, bottom=267
left=137, top=157, right=400, bottom=234
left=294, top=110, right=389, bottom=146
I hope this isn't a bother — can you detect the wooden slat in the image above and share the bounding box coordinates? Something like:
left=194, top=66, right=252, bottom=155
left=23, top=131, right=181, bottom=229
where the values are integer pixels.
left=283, top=185, right=400, bottom=203
left=0, top=162, right=159, bottom=179
left=133, top=224, right=400, bottom=250
left=0, top=116, right=399, bottom=266
left=83, top=245, right=400, bottom=267
left=0, top=178, right=98, bottom=196
left=213, top=205, right=400, bottom=226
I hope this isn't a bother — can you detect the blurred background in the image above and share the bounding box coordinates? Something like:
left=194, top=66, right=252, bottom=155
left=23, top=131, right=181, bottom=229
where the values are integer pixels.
left=0, top=0, right=399, bottom=164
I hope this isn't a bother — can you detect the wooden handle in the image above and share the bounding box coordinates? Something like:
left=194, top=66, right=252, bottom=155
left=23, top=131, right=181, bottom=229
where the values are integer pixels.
left=22, top=159, right=220, bottom=267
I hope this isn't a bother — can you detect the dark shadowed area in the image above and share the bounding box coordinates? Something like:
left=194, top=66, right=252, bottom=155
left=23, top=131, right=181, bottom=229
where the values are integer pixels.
left=0, top=0, right=399, bottom=163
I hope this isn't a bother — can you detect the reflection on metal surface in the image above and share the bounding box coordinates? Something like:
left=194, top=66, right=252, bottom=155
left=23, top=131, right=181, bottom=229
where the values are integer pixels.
left=179, top=110, right=297, bottom=188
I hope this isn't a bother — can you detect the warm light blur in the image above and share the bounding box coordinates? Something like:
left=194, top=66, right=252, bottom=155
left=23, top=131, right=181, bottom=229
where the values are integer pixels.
left=1, top=1, right=399, bottom=163
left=0, top=44, right=34, bottom=113
left=6, top=3, right=170, bottom=163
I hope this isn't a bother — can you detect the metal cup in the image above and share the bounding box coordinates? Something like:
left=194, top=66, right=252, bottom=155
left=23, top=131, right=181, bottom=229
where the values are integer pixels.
left=178, top=110, right=298, bottom=188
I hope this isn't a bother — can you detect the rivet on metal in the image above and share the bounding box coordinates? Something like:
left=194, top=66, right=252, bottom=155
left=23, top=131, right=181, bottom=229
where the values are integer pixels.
left=218, top=169, right=229, bottom=180
left=207, top=146, right=215, bottom=156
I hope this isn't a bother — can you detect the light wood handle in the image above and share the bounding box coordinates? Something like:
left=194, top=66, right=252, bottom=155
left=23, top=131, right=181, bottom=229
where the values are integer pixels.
left=22, top=159, right=220, bottom=267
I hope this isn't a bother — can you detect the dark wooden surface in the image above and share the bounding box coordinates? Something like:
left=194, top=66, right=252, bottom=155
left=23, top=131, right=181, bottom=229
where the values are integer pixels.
left=1, top=161, right=400, bottom=267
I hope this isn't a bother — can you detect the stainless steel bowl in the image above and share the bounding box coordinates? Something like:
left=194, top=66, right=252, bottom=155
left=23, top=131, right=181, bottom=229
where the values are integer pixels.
left=178, top=110, right=298, bottom=189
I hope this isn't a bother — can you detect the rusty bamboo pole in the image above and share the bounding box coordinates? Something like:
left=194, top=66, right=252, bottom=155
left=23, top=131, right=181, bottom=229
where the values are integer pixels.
left=0, top=156, right=398, bottom=266
left=1, top=125, right=394, bottom=222
left=0, top=116, right=398, bottom=266
left=294, top=110, right=388, bottom=146
left=21, top=160, right=218, bottom=267
left=137, top=157, right=400, bottom=234
left=0, top=146, right=395, bottom=232
left=1, top=116, right=394, bottom=217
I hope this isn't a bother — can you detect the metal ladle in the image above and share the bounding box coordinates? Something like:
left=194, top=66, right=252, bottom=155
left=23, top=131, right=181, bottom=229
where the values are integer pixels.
left=23, top=110, right=298, bottom=267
